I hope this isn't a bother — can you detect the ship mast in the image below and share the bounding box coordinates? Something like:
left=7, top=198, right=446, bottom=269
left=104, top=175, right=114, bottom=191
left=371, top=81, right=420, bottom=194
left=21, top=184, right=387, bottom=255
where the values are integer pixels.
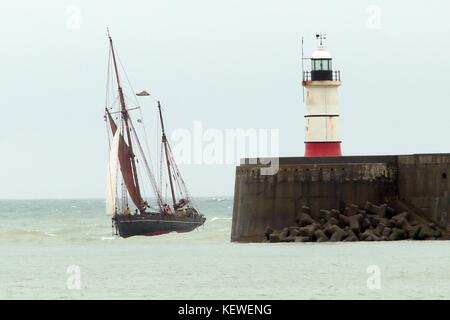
left=158, top=101, right=177, bottom=208
left=108, top=33, right=144, bottom=210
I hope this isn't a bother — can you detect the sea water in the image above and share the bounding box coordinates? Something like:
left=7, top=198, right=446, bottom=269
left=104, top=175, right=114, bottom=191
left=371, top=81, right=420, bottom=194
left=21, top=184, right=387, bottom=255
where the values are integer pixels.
left=0, top=198, right=450, bottom=300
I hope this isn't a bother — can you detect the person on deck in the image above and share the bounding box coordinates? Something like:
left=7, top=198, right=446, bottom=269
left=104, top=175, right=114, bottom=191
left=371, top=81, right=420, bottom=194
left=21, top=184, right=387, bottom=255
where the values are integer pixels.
left=163, top=204, right=171, bottom=214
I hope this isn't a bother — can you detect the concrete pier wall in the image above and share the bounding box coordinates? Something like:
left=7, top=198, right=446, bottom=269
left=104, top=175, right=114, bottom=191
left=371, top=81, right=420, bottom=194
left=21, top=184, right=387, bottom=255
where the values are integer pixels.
left=231, top=154, right=450, bottom=242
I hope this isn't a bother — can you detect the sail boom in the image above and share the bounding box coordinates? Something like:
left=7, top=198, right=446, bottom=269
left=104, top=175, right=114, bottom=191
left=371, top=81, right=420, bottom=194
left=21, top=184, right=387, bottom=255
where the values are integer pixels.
left=108, top=107, right=140, bottom=115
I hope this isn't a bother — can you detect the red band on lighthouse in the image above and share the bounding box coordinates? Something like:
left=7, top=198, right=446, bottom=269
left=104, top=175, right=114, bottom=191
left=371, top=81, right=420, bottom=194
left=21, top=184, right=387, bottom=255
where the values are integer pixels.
left=305, top=142, right=342, bottom=157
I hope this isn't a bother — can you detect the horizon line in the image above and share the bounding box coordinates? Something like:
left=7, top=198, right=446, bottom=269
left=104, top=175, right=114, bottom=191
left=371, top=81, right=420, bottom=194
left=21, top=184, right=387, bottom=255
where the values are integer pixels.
left=0, top=195, right=234, bottom=201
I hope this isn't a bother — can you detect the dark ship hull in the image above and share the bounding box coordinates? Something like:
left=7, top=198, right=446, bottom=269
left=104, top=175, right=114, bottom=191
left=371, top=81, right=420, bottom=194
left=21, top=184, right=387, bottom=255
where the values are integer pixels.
left=113, top=212, right=206, bottom=238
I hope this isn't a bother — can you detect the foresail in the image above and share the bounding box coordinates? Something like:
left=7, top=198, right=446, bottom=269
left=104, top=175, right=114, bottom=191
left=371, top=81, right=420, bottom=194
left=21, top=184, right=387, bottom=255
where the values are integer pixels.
left=106, top=129, right=121, bottom=215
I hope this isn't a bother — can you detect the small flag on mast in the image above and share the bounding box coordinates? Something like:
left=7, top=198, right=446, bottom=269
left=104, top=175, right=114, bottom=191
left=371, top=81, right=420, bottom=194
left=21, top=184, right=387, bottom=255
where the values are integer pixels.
left=136, top=90, right=150, bottom=96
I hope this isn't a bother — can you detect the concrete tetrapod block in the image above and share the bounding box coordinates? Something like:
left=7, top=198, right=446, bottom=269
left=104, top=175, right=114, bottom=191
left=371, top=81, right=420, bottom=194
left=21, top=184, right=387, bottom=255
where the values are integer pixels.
left=345, top=204, right=360, bottom=217
left=366, top=203, right=387, bottom=216
left=269, top=233, right=281, bottom=243
left=343, top=230, right=359, bottom=242
left=298, top=213, right=315, bottom=227
left=319, top=209, right=330, bottom=220
left=338, top=214, right=350, bottom=228
left=301, top=206, right=311, bottom=215
left=417, top=226, right=441, bottom=240
left=328, top=225, right=346, bottom=242
left=298, top=224, right=318, bottom=237
left=388, top=228, right=408, bottom=241
left=313, top=229, right=329, bottom=242
left=348, top=214, right=363, bottom=234
left=295, top=236, right=312, bottom=242
left=330, top=209, right=341, bottom=220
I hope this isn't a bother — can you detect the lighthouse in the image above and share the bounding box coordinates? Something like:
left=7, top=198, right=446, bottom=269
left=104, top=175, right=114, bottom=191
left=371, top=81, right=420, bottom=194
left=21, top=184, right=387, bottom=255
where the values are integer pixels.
left=302, top=34, right=342, bottom=157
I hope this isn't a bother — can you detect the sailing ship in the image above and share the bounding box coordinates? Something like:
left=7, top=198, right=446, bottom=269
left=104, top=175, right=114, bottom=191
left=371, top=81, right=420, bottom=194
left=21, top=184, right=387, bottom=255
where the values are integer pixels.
left=104, top=33, right=205, bottom=238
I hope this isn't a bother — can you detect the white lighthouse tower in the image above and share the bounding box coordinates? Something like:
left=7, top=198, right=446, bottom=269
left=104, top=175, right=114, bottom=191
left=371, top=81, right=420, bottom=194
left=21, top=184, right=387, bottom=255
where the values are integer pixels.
left=302, top=34, right=342, bottom=157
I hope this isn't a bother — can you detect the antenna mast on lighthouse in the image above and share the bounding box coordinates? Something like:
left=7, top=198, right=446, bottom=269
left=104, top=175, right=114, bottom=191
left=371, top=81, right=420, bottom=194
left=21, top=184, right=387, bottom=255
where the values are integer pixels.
left=316, top=32, right=327, bottom=46
left=301, top=36, right=308, bottom=103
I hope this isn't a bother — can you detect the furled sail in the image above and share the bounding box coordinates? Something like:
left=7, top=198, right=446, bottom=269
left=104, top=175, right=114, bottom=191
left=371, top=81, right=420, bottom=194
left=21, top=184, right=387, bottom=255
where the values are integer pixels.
left=106, top=128, right=121, bottom=215
left=106, top=110, right=145, bottom=210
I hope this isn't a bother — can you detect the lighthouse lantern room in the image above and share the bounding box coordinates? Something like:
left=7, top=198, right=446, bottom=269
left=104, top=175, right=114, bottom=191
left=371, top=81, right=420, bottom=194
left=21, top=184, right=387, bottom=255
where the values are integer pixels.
left=302, top=33, right=342, bottom=157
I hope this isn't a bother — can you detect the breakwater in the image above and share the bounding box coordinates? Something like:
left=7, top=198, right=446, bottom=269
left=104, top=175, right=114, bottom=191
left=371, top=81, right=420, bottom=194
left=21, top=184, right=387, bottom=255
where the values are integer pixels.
left=231, top=154, right=450, bottom=242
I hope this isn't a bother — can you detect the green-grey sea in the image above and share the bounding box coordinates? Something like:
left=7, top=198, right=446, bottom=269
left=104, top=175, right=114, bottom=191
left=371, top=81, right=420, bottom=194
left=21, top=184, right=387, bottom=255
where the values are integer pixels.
left=1, top=198, right=450, bottom=299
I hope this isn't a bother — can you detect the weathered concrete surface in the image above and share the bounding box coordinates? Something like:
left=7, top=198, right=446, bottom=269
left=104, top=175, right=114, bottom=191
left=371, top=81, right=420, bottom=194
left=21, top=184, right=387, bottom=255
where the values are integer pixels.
left=397, top=154, right=450, bottom=229
left=231, top=154, right=450, bottom=242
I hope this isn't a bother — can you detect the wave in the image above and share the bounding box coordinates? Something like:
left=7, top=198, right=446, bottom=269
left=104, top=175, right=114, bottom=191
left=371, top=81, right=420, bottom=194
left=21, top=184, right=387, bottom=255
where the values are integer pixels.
left=211, top=197, right=231, bottom=202
left=209, top=217, right=232, bottom=222
left=44, top=232, right=58, bottom=237
left=100, top=236, right=118, bottom=241
left=0, top=228, right=60, bottom=239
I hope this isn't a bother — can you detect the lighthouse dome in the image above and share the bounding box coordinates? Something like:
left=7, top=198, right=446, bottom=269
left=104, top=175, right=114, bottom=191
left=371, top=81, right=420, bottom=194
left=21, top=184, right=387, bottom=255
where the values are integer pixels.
left=310, top=46, right=334, bottom=80
left=311, top=47, right=332, bottom=59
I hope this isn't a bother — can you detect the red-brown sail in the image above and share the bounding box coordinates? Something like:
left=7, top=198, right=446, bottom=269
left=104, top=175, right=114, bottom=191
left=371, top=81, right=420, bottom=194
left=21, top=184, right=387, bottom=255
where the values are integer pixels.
left=106, top=109, right=145, bottom=210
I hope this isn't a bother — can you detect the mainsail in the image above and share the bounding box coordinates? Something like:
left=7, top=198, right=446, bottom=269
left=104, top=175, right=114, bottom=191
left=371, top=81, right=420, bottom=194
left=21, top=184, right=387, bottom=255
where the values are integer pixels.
left=106, top=128, right=120, bottom=215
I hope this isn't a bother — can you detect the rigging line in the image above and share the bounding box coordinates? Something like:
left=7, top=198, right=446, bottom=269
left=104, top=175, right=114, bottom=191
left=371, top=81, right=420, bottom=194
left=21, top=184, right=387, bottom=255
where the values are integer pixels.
left=171, top=148, right=196, bottom=208
left=129, top=119, right=164, bottom=209
left=108, top=96, right=120, bottom=111
left=135, top=158, right=147, bottom=208
left=166, top=147, right=184, bottom=198
left=168, top=162, right=183, bottom=199
left=114, top=48, right=142, bottom=108
left=146, top=92, right=159, bottom=104
left=105, top=45, right=112, bottom=109
left=159, top=138, right=164, bottom=203
left=164, top=182, right=168, bottom=204
left=166, top=147, right=189, bottom=205
left=122, top=92, right=140, bottom=108
left=166, top=141, right=196, bottom=209
left=157, top=110, right=162, bottom=199
left=119, top=124, right=129, bottom=211
left=111, top=63, right=118, bottom=111
left=105, top=118, right=112, bottom=150
left=137, top=106, right=156, bottom=181
left=107, top=50, right=120, bottom=113
left=121, top=180, right=128, bottom=210
left=109, top=40, right=139, bottom=113
left=120, top=95, right=158, bottom=164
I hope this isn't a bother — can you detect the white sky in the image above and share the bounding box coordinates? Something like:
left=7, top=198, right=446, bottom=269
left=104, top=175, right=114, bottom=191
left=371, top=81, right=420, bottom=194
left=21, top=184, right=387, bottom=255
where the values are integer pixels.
left=1, top=0, right=449, bottom=199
